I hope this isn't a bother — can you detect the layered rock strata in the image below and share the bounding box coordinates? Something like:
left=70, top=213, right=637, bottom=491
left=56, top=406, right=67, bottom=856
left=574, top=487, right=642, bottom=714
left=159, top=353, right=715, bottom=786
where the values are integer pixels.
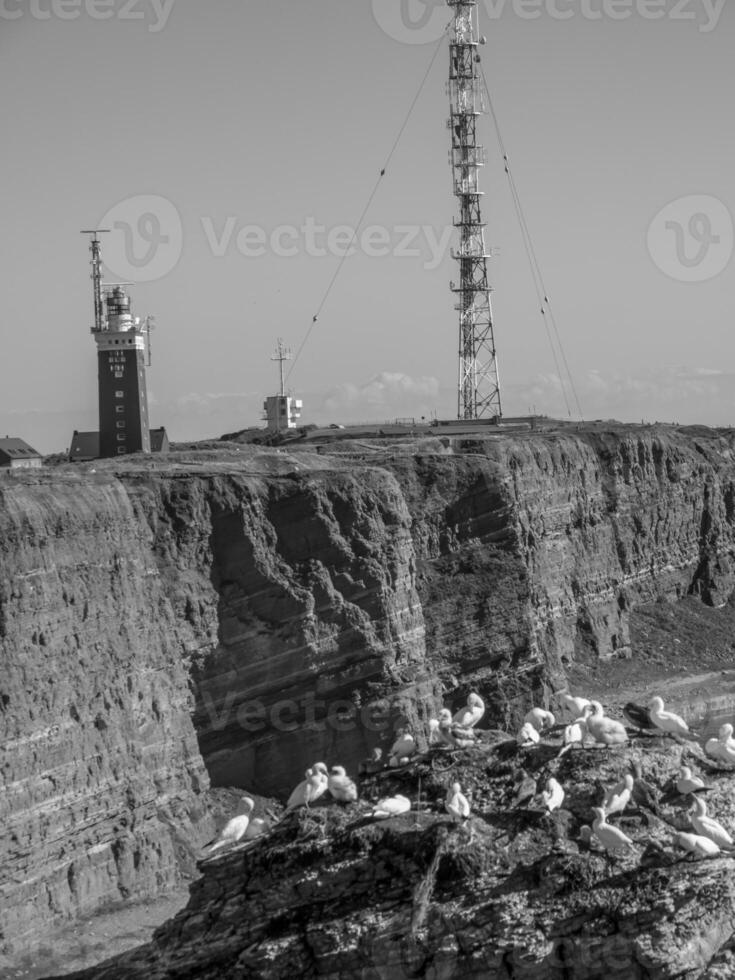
left=2, top=425, right=735, bottom=957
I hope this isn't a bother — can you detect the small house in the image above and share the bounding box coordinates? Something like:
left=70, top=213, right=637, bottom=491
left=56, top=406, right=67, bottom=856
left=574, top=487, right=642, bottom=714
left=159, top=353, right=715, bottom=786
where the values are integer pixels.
left=0, top=437, right=43, bottom=469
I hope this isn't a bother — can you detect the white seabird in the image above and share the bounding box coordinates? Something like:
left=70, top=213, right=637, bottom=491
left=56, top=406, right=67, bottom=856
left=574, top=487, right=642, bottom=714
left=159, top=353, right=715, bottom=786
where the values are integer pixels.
left=524, top=707, right=556, bottom=733
left=389, top=728, right=416, bottom=767
left=583, top=702, right=628, bottom=747
left=358, top=748, right=384, bottom=775
left=676, top=766, right=709, bottom=795
left=559, top=716, right=587, bottom=756
left=438, top=708, right=477, bottom=749
left=648, top=696, right=690, bottom=737
left=204, top=796, right=254, bottom=852
left=328, top=765, right=358, bottom=803
left=591, top=807, right=636, bottom=855
left=453, top=692, right=486, bottom=728
left=517, top=721, right=540, bottom=747
left=602, top=773, right=634, bottom=817
left=690, top=797, right=734, bottom=850
left=705, top=723, right=735, bottom=763
left=541, top=777, right=564, bottom=812
left=445, top=782, right=471, bottom=824
left=244, top=814, right=271, bottom=840
left=371, top=794, right=411, bottom=820
left=286, top=767, right=327, bottom=810
left=563, top=694, right=592, bottom=718
left=673, top=831, right=721, bottom=858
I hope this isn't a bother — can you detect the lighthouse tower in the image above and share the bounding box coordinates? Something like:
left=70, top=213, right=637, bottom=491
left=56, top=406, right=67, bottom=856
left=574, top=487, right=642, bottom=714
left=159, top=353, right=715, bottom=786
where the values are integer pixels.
left=83, top=231, right=151, bottom=457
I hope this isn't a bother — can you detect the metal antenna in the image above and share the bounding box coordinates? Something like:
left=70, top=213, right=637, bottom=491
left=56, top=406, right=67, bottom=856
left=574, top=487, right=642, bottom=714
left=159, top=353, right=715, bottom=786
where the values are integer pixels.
left=446, top=2, right=502, bottom=420
left=80, top=229, right=111, bottom=333
left=271, top=339, right=291, bottom=397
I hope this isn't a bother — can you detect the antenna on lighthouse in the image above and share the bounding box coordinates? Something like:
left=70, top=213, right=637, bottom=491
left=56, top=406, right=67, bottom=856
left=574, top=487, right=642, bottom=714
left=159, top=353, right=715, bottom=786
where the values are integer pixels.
left=80, top=229, right=110, bottom=333
left=271, top=338, right=292, bottom=397
left=446, top=1, right=501, bottom=420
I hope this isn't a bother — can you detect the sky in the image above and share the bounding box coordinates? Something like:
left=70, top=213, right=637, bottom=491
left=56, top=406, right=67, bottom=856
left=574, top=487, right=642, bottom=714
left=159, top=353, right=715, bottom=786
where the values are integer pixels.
left=1, top=0, right=734, bottom=453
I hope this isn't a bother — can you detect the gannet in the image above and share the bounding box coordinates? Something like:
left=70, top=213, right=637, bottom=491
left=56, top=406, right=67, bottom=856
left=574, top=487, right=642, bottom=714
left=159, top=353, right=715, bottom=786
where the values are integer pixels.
left=388, top=728, right=416, bottom=767
left=428, top=718, right=442, bottom=744
left=438, top=708, right=477, bottom=748
left=244, top=814, right=270, bottom=840
left=371, top=794, right=411, bottom=820
left=563, top=694, right=591, bottom=718
left=559, top=716, right=587, bottom=756
left=675, top=766, right=709, bottom=796
left=541, top=777, right=564, bottom=812
left=453, top=692, right=486, bottom=728
left=690, top=797, right=733, bottom=849
left=648, top=696, right=690, bottom=737
left=204, top=796, right=254, bottom=852
left=584, top=702, right=627, bottom=747
left=673, top=831, right=721, bottom=858
left=445, top=782, right=471, bottom=824
left=591, top=807, right=635, bottom=855
left=705, top=723, right=735, bottom=763
left=524, top=707, right=556, bottom=733
left=622, top=701, right=657, bottom=732
left=327, top=765, right=358, bottom=803
left=286, top=767, right=327, bottom=810
left=517, top=721, right=540, bottom=746
left=602, top=773, right=634, bottom=816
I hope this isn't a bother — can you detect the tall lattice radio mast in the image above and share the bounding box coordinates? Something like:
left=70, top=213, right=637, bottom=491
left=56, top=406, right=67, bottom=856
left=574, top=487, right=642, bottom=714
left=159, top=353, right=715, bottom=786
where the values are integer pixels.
left=447, top=0, right=502, bottom=420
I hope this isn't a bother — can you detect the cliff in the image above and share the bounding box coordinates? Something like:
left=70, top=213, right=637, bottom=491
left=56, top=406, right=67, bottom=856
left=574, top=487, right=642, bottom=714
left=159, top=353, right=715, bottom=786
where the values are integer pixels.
left=2, top=424, right=735, bottom=968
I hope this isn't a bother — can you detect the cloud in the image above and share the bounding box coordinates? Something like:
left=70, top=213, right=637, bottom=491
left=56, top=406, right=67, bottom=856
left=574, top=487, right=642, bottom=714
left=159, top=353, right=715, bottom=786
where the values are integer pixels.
left=320, top=372, right=441, bottom=420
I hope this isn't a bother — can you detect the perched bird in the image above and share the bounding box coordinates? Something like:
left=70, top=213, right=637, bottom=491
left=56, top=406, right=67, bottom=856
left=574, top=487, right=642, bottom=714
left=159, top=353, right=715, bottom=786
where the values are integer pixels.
left=204, top=797, right=254, bottom=852
left=628, top=761, right=660, bottom=814
left=622, top=701, right=657, bottom=732
left=388, top=728, right=416, bottom=767
left=244, top=813, right=271, bottom=840
left=327, top=765, right=358, bottom=803
left=675, top=766, right=710, bottom=796
left=584, top=702, right=628, bottom=747
left=559, top=716, right=587, bottom=756
left=371, top=794, right=411, bottom=820
left=673, top=831, right=721, bottom=859
left=438, top=708, right=477, bottom=749
left=541, top=777, right=564, bottom=812
left=445, top=782, right=471, bottom=824
left=591, top=807, right=636, bottom=855
left=453, top=692, right=486, bottom=729
left=286, top=767, right=327, bottom=810
left=358, top=747, right=384, bottom=775
left=524, top=707, right=556, bottom=733
left=517, top=721, right=540, bottom=747
left=705, top=723, right=735, bottom=763
left=602, top=773, right=634, bottom=817
left=689, top=796, right=734, bottom=850
left=428, top=718, right=442, bottom=745
left=563, top=694, right=591, bottom=718
left=648, top=696, right=690, bottom=738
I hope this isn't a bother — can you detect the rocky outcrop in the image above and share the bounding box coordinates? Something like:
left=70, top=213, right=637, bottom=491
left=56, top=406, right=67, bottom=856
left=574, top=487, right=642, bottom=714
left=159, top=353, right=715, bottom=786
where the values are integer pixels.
left=3, top=424, right=735, bottom=963
left=57, top=734, right=735, bottom=980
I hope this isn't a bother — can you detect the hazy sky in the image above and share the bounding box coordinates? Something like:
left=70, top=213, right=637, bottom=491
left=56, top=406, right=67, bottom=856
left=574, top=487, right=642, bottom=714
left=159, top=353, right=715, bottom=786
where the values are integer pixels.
left=1, top=0, right=734, bottom=452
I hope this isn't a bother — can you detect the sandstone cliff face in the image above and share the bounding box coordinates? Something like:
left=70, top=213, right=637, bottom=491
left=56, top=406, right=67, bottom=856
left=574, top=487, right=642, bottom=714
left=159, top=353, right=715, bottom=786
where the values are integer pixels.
left=2, top=425, right=735, bottom=961
left=0, top=475, right=212, bottom=959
